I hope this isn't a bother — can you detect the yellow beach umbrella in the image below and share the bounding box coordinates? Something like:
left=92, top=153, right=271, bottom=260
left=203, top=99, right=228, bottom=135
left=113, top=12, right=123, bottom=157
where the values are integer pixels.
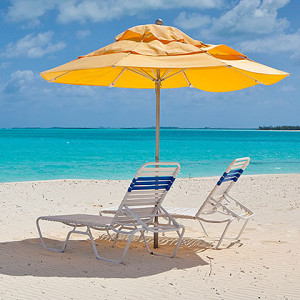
left=41, top=22, right=289, bottom=162
left=41, top=22, right=289, bottom=248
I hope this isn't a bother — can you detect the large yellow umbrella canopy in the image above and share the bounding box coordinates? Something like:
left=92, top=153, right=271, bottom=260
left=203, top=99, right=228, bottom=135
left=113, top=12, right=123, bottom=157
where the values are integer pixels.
left=41, top=23, right=289, bottom=248
left=41, top=23, right=288, bottom=91
left=41, top=23, right=289, bottom=162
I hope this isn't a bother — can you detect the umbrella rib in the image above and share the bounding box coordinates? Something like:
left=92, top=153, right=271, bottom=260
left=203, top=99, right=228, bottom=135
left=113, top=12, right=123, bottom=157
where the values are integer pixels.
left=49, top=71, right=71, bottom=82
left=182, top=70, right=193, bottom=87
left=127, top=67, right=155, bottom=81
left=140, top=68, right=156, bottom=80
left=161, top=69, right=172, bottom=80
left=151, top=69, right=157, bottom=80
left=227, top=65, right=263, bottom=84
left=110, top=68, right=127, bottom=87
left=161, top=69, right=187, bottom=82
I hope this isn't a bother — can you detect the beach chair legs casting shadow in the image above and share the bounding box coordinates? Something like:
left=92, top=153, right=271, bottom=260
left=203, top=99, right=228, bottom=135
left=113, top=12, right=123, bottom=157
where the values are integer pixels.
left=36, top=162, right=184, bottom=263
left=101, top=157, right=255, bottom=249
left=36, top=217, right=144, bottom=264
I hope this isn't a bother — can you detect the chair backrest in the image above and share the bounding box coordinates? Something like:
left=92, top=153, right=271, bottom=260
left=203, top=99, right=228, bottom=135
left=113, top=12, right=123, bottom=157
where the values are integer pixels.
left=112, top=162, right=181, bottom=226
left=196, top=157, right=250, bottom=216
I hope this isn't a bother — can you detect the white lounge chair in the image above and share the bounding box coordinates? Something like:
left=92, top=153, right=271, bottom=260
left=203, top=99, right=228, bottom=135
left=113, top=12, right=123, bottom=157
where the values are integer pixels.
left=102, top=157, right=254, bottom=249
left=166, top=157, right=254, bottom=248
left=36, top=162, right=184, bottom=263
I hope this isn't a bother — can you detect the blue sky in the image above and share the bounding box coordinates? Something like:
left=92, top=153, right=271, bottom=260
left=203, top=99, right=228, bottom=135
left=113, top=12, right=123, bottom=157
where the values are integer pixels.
left=0, top=0, right=299, bottom=128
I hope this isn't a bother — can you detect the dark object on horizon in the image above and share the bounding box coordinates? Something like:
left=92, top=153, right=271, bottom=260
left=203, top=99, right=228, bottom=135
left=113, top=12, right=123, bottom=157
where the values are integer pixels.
left=258, top=126, right=300, bottom=130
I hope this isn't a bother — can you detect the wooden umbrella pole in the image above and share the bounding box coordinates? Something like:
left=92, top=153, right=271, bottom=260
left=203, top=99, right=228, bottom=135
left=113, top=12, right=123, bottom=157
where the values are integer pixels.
left=155, top=71, right=160, bottom=163
left=154, top=69, right=160, bottom=249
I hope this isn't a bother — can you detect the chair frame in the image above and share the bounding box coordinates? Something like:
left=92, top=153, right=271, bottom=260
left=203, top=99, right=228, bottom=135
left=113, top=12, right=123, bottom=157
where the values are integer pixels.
left=193, top=157, right=254, bottom=248
left=101, top=157, right=255, bottom=249
left=36, top=162, right=184, bottom=263
left=196, top=193, right=254, bottom=248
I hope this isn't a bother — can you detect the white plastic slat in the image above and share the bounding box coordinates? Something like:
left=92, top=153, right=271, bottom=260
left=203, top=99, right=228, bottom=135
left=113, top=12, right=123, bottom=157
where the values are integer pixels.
left=235, top=157, right=249, bottom=162
left=118, top=205, right=156, bottom=212
left=101, top=206, right=118, bottom=213
left=137, top=172, right=175, bottom=177
left=114, top=214, right=152, bottom=222
left=126, top=199, right=159, bottom=204
left=140, top=171, right=176, bottom=175
left=141, top=167, right=177, bottom=172
left=125, top=200, right=158, bottom=206
left=231, top=163, right=246, bottom=169
left=126, top=194, right=163, bottom=200
left=125, top=197, right=162, bottom=202
left=128, top=190, right=164, bottom=195
left=163, top=207, right=198, bottom=218
left=127, top=207, right=155, bottom=214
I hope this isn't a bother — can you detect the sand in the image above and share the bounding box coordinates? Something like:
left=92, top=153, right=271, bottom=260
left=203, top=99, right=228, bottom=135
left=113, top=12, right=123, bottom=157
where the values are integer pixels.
left=0, top=174, right=299, bottom=299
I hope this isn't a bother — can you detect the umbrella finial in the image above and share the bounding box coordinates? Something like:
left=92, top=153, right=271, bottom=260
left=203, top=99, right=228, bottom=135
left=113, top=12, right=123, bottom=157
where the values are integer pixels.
left=155, top=19, right=163, bottom=25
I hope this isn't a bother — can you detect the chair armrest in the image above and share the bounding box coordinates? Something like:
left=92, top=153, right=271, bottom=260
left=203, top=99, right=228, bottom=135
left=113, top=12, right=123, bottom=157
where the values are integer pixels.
left=123, top=205, right=149, bottom=229
left=158, top=205, right=181, bottom=227
left=224, top=193, right=255, bottom=217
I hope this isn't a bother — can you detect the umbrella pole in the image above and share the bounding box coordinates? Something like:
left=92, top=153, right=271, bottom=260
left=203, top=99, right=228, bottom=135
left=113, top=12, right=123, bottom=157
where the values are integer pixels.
left=154, top=71, right=160, bottom=249
left=155, top=74, right=160, bottom=163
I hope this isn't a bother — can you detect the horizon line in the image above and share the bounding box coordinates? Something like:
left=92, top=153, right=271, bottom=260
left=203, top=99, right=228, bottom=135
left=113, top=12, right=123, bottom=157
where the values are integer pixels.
left=0, top=126, right=259, bottom=130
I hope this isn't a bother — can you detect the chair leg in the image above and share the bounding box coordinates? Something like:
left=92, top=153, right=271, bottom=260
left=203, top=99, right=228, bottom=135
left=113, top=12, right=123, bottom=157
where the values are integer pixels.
left=196, top=218, right=234, bottom=249
left=136, top=227, right=143, bottom=242
left=170, top=226, right=185, bottom=257
left=215, top=220, right=233, bottom=249
left=236, top=219, right=249, bottom=239
left=87, top=227, right=142, bottom=264
left=112, top=226, right=123, bottom=247
left=37, top=218, right=141, bottom=264
left=197, top=219, right=210, bottom=237
left=141, top=232, right=152, bottom=254
left=36, top=218, right=74, bottom=253
left=141, top=226, right=185, bottom=258
left=105, top=229, right=114, bottom=241
left=197, top=217, right=250, bottom=249
left=177, top=229, right=186, bottom=246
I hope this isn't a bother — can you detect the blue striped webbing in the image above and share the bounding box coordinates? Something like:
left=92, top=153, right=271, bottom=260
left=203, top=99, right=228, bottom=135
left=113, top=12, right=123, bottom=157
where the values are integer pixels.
left=128, top=176, right=175, bottom=192
left=217, top=168, right=243, bottom=186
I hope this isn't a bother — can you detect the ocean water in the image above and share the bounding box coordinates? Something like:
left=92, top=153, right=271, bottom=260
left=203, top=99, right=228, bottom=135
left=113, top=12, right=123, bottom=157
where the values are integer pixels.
left=0, top=128, right=299, bottom=182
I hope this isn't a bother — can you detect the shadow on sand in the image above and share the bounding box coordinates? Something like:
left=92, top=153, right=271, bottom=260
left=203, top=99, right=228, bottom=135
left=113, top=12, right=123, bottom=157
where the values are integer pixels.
left=0, top=236, right=210, bottom=278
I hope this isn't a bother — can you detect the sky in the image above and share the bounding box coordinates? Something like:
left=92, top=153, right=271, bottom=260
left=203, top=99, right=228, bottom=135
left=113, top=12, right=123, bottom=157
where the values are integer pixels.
left=0, top=0, right=299, bottom=128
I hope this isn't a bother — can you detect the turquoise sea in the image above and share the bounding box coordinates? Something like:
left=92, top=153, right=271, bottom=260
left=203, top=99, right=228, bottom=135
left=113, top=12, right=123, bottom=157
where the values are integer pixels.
left=0, top=128, right=299, bottom=182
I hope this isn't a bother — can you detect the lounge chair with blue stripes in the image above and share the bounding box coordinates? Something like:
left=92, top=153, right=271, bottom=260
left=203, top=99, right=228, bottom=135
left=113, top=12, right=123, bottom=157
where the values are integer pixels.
left=36, top=162, right=184, bottom=264
left=164, top=157, right=254, bottom=248
left=102, top=157, right=254, bottom=249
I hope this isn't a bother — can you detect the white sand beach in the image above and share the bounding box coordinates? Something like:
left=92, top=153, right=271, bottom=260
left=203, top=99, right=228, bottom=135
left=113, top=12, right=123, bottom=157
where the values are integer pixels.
left=0, top=174, right=299, bottom=299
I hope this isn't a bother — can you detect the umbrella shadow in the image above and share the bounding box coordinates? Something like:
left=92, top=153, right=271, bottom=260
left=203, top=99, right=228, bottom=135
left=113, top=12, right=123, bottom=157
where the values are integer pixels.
left=0, top=236, right=209, bottom=278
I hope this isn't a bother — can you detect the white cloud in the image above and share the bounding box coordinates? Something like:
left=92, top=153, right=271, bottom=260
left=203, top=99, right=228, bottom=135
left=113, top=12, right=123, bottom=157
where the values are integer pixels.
left=1, top=69, right=97, bottom=102
left=76, top=30, right=91, bottom=39
left=173, top=12, right=211, bottom=30
left=57, top=1, right=110, bottom=23
left=11, top=70, right=35, bottom=82
left=3, top=32, right=65, bottom=58
left=238, top=29, right=300, bottom=62
left=176, top=0, right=299, bottom=65
left=0, top=62, right=11, bottom=69
left=291, top=51, right=300, bottom=64
left=6, top=0, right=58, bottom=23
left=280, top=84, right=296, bottom=92
left=2, top=70, right=36, bottom=95
left=6, top=0, right=222, bottom=24
left=199, top=0, right=290, bottom=38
